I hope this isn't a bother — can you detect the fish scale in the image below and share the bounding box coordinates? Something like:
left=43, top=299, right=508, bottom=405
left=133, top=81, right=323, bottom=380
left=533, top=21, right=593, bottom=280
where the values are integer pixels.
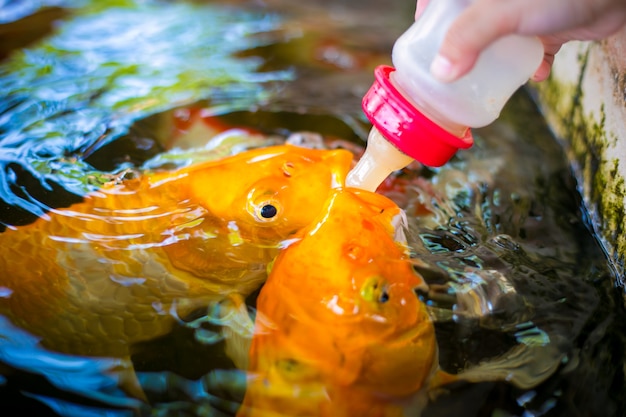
left=0, top=145, right=353, bottom=359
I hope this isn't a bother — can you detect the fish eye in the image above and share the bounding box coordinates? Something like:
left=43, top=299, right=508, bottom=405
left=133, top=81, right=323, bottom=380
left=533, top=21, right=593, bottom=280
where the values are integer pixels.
left=250, top=199, right=282, bottom=223
left=361, top=276, right=390, bottom=304
left=260, top=204, right=278, bottom=219
left=247, top=185, right=283, bottom=223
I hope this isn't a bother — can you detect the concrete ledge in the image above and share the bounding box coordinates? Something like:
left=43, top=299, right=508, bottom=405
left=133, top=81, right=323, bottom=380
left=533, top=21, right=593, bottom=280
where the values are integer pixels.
left=531, top=27, right=626, bottom=285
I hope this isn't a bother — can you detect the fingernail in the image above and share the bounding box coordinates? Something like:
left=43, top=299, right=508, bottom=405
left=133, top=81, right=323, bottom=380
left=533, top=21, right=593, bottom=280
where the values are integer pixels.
left=430, top=54, right=457, bottom=82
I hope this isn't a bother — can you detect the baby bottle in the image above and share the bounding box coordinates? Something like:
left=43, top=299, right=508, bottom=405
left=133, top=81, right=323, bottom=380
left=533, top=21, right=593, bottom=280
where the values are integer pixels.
left=346, top=0, right=544, bottom=191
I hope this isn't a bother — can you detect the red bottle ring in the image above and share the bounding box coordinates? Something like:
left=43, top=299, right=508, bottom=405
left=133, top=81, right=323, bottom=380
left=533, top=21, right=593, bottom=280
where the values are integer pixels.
left=362, top=65, right=473, bottom=167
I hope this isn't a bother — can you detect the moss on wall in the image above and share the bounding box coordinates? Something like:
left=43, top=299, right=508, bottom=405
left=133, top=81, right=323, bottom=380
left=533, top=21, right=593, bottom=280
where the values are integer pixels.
left=532, top=47, right=626, bottom=280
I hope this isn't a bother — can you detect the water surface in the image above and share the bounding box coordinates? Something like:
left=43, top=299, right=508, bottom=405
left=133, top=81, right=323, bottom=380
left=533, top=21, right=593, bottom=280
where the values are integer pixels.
left=0, top=0, right=624, bottom=416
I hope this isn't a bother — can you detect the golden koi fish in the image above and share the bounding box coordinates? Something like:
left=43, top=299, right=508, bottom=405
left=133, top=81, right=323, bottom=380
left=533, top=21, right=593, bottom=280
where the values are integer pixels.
left=0, top=145, right=352, bottom=359
left=238, top=188, right=455, bottom=417
left=235, top=185, right=566, bottom=417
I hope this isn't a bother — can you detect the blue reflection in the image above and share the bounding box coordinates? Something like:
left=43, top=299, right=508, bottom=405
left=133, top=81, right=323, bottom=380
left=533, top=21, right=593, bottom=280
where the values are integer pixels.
left=0, top=0, right=291, bottom=223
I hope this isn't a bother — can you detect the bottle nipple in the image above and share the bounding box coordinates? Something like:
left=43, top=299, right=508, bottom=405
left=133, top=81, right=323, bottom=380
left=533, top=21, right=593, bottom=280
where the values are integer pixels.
left=346, top=65, right=473, bottom=192
left=346, top=127, right=414, bottom=192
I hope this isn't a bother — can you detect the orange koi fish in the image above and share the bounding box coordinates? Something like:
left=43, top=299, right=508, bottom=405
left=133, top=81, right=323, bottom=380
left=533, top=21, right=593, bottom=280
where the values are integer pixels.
left=238, top=188, right=455, bottom=417
left=0, top=145, right=352, bottom=359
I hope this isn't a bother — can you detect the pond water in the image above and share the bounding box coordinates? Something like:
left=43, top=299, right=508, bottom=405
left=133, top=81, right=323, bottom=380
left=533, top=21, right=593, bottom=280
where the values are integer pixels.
left=0, top=0, right=624, bottom=416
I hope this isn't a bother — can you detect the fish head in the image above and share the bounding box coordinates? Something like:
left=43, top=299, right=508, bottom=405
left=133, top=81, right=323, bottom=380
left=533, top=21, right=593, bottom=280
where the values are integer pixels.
left=254, top=189, right=437, bottom=400
left=186, top=145, right=353, bottom=244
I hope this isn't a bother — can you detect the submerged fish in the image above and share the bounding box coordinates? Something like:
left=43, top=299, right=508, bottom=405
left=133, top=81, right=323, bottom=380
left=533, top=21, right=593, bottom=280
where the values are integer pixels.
left=236, top=187, right=564, bottom=417
left=0, top=144, right=352, bottom=359
left=238, top=188, right=454, bottom=417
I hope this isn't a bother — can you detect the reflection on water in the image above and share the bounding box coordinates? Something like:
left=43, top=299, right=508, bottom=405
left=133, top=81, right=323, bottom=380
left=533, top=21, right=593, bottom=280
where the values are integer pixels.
left=0, top=0, right=291, bottom=226
left=0, top=0, right=625, bottom=416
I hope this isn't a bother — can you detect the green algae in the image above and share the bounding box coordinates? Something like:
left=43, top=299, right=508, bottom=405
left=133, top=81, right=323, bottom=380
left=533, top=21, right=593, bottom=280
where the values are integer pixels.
left=533, top=47, right=626, bottom=279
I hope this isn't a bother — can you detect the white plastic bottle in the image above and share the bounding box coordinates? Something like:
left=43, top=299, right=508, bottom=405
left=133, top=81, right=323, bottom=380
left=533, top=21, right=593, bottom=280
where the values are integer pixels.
left=346, top=0, right=544, bottom=191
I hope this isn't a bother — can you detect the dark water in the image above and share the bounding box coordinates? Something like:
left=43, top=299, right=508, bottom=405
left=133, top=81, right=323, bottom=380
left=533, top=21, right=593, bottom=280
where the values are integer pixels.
left=0, top=0, right=624, bottom=416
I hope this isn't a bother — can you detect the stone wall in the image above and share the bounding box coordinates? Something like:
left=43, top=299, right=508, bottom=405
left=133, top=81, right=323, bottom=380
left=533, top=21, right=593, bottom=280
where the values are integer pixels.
left=531, top=26, right=626, bottom=286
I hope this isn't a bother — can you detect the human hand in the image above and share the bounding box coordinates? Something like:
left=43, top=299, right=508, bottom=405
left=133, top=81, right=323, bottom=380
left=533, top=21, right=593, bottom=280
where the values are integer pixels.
left=415, top=0, right=626, bottom=82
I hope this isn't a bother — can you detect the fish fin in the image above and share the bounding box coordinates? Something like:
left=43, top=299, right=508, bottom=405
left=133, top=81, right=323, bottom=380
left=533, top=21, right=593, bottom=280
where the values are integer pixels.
left=454, top=343, right=564, bottom=389
left=113, top=357, right=149, bottom=403
left=428, top=370, right=459, bottom=389
left=219, top=294, right=256, bottom=370
left=424, top=369, right=460, bottom=405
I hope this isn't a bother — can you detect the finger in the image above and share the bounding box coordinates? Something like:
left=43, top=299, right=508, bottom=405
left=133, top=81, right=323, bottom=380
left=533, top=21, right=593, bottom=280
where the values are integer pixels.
left=530, top=35, right=564, bottom=82
left=530, top=58, right=553, bottom=82
left=431, top=0, right=527, bottom=82
left=415, top=0, right=430, bottom=20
